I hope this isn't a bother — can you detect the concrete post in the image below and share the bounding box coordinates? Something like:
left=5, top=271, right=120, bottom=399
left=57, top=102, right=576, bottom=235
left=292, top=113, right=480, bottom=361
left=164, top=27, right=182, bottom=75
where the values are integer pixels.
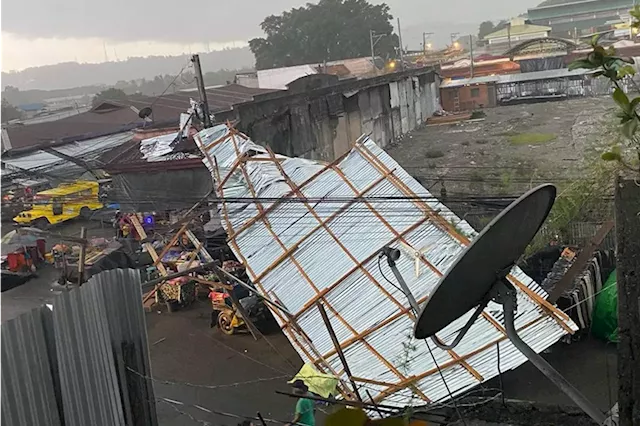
left=615, top=177, right=640, bottom=426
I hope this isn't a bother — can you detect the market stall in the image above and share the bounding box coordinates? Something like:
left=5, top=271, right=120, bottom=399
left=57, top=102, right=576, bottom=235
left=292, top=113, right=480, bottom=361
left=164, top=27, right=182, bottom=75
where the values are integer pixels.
left=53, top=238, right=135, bottom=284
left=1, top=228, right=46, bottom=291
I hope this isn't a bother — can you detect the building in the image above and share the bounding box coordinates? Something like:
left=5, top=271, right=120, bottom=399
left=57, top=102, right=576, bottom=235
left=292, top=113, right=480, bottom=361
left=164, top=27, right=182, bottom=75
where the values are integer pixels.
left=440, top=76, right=499, bottom=111
left=246, top=57, right=383, bottom=90
left=439, top=68, right=595, bottom=111
left=440, top=57, right=521, bottom=79
left=1, top=84, right=274, bottom=155
left=528, top=0, right=634, bottom=39
left=483, top=18, right=552, bottom=47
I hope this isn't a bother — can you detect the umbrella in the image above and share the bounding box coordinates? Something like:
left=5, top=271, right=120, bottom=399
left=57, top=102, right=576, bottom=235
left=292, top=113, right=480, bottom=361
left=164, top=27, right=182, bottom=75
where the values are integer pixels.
left=1, top=228, right=42, bottom=255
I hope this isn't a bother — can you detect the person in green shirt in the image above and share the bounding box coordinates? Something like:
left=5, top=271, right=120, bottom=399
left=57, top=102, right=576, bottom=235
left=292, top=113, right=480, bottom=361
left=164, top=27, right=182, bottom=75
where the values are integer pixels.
left=287, top=380, right=315, bottom=426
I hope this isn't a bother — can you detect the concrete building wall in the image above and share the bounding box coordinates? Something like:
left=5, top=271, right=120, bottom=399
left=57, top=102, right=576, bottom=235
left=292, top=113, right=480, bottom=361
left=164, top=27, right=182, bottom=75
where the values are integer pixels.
left=236, top=73, right=259, bottom=88
left=234, top=69, right=439, bottom=161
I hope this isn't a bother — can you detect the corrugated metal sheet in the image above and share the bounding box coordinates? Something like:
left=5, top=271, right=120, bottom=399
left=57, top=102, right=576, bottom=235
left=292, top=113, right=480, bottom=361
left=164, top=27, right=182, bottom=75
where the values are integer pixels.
left=496, top=68, right=595, bottom=84
left=441, top=68, right=596, bottom=88
left=440, top=75, right=500, bottom=88
left=2, top=131, right=133, bottom=179
left=1, top=269, right=157, bottom=426
left=195, top=124, right=578, bottom=407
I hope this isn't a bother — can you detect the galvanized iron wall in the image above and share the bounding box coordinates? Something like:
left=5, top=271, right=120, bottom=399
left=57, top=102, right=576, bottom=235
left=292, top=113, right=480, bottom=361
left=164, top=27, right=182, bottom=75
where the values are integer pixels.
left=235, top=69, right=440, bottom=162
left=1, top=269, right=157, bottom=426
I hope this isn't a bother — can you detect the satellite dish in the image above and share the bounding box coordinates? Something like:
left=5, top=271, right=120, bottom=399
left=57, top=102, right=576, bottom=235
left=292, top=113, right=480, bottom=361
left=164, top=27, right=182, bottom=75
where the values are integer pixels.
left=138, top=107, right=153, bottom=120
left=412, top=184, right=606, bottom=424
left=415, top=184, right=556, bottom=340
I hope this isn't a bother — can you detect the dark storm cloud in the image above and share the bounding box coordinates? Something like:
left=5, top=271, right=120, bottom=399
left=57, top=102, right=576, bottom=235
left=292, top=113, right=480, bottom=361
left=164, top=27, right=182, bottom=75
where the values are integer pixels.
left=2, top=0, right=539, bottom=43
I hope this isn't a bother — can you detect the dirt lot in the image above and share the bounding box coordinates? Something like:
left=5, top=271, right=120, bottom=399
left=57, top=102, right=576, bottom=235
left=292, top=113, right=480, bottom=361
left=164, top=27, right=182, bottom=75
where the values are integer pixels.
left=387, top=97, right=615, bottom=197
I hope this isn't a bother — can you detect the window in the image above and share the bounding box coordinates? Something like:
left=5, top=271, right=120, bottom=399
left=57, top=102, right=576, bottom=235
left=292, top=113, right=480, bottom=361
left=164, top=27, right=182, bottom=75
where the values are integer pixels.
left=470, top=88, right=480, bottom=98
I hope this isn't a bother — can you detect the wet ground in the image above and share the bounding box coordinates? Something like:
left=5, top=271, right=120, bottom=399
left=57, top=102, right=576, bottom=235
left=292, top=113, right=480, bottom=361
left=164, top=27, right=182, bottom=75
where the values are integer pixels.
left=387, top=97, right=615, bottom=197
left=0, top=200, right=619, bottom=424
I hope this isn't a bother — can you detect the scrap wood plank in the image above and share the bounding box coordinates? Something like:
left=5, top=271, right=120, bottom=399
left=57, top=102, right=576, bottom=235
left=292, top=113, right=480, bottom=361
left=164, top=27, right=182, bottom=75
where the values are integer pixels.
left=547, top=220, right=615, bottom=304
left=130, top=214, right=168, bottom=283
left=153, top=221, right=191, bottom=267
left=185, top=230, right=213, bottom=263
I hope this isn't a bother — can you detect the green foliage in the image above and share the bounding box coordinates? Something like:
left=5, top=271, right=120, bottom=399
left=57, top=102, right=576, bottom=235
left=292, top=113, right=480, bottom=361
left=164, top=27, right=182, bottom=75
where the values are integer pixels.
left=569, top=16, right=640, bottom=173
left=478, top=21, right=496, bottom=40
left=1, top=97, right=22, bottom=123
left=477, top=19, right=508, bottom=40
left=527, top=158, right=615, bottom=254
left=470, top=110, right=486, bottom=119
left=508, top=132, right=556, bottom=145
left=424, top=149, right=445, bottom=159
left=249, top=0, right=399, bottom=70
left=92, top=88, right=129, bottom=107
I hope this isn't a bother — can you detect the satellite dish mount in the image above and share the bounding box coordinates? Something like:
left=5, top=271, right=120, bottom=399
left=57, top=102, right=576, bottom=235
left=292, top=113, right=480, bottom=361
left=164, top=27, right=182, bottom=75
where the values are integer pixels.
left=410, top=184, right=606, bottom=425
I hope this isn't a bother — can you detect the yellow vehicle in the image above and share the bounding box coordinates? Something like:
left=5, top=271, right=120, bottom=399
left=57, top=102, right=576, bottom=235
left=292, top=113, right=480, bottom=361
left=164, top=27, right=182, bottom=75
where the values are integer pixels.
left=13, top=181, right=103, bottom=228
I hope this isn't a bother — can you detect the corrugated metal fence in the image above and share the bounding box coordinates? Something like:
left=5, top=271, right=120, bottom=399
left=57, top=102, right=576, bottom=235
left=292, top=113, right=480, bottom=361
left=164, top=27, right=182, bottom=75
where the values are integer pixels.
left=1, top=269, right=157, bottom=426
left=538, top=221, right=616, bottom=251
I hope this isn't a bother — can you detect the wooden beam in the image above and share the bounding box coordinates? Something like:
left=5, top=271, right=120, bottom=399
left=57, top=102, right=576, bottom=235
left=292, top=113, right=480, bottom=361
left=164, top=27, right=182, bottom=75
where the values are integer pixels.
left=212, top=139, right=353, bottom=397
left=317, top=302, right=363, bottom=401
left=264, top=147, right=411, bottom=317
left=152, top=221, right=190, bottom=267
left=287, top=216, right=430, bottom=323
left=227, top=137, right=428, bottom=403
left=351, top=376, right=398, bottom=387
left=354, top=143, right=468, bottom=245
left=226, top=146, right=356, bottom=241
left=130, top=215, right=168, bottom=276
left=264, top=147, right=465, bottom=393
left=547, top=220, right=614, bottom=303
left=249, top=171, right=392, bottom=284
left=218, top=267, right=260, bottom=340
left=201, top=128, right=232, bottom=152
left=185, top=229, right=214, bottom=263
left=373, top=315, right=548, bottom=403
left=77, top=227, right=87, bottom=286
left=216, top=154, right=245, bottom=191
left=355, top=142, right=573, bottom=332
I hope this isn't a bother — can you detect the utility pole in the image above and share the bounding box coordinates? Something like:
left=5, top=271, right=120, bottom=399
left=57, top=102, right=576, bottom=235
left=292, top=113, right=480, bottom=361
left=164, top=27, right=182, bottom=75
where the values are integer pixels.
left=191, top=54, right=212, bottom=128
left=397, top=18, right=405, bottom=71
left=507, top=23, right=512, bottom=50
left=369, top=30, right=386, bottom=74
left=423, top=32, right=434, bottom=54
left=370, top=30, right=376, bottom=71
left=450, top=32, right=460, bottom=49
left=77, top=227, right=87, bottom=286
left=469, top=34, right=475, bottom=78
left=615, top=177, right=640, bottom=426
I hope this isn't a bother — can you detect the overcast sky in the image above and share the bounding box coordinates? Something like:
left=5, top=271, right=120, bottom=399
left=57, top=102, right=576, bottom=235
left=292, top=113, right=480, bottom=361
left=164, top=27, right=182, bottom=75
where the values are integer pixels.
left=1, top=0, right=539, bottom=71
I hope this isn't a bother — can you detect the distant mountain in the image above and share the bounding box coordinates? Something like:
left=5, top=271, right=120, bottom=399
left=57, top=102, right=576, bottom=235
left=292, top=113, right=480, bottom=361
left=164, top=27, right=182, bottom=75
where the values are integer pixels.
left=2, top=47, right=255, bottom=91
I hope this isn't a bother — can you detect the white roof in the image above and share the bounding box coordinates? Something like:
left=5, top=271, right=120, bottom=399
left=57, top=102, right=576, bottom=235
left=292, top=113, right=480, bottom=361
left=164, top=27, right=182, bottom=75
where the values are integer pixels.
left=441, top=68, right=595, bottom=88
left=194, top=124, right=577, bottom=407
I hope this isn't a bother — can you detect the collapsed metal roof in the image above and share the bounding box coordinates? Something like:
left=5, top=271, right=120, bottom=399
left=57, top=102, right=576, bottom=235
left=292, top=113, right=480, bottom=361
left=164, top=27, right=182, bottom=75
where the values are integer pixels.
left=195, top=123, right=577, bottom=407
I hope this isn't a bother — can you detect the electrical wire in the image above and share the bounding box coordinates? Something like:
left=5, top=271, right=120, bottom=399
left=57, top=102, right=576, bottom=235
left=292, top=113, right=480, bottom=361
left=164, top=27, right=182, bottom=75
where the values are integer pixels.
left=423, top=340, right=468, bottom=426
left=496, top=342, right=505, bottom=406
left=377, top=256, right=405, bottom=294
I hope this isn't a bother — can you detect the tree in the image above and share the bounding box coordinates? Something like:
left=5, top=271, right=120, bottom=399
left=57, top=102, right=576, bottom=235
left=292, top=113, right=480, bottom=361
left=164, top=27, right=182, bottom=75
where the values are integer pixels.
left=1, top=98, right=22, bottom=123
left=478, top=20, right=509, bottom=40
left=92, top=88, right=129, bottom=107
left=478, top=21, right=496, bottom=40
left=249, top=0, right=399, bottom=70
